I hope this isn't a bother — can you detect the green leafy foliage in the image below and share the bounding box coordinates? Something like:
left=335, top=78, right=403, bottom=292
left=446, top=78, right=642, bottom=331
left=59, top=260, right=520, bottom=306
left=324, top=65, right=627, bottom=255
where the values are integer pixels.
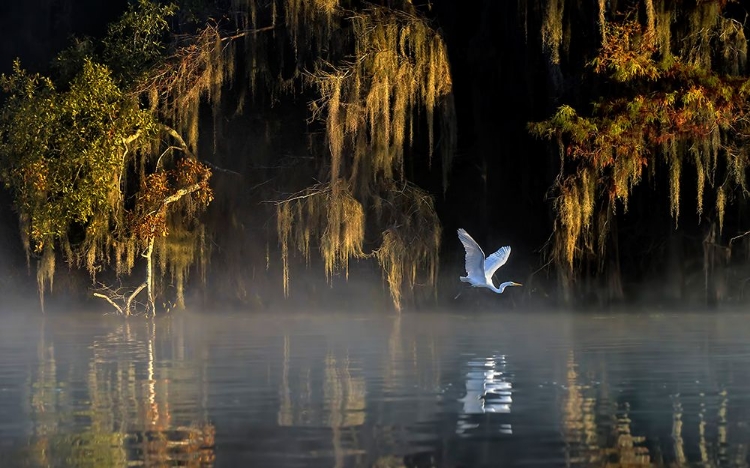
left=0, top=59, right=154, bottom=254
left=102, top=0, right=177, bottom=86
left=0, top=0, right=212, bottom=311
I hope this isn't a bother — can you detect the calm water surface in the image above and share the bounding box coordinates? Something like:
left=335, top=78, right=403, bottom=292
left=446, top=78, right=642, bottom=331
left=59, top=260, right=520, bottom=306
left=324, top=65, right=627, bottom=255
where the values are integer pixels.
left=1, top=309, right=750, bottom=467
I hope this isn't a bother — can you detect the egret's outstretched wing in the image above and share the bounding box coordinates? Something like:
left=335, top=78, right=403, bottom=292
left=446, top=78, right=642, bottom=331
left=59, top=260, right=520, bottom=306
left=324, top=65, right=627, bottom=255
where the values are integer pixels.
left=457, top=229, right=486, bottom=281
left=484, top=246, right=511, bottom=281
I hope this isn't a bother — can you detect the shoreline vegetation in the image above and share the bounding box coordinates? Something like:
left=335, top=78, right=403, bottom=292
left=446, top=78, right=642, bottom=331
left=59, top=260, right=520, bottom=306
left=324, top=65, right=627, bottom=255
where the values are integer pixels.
left=0, top=0, right=749, bottom=314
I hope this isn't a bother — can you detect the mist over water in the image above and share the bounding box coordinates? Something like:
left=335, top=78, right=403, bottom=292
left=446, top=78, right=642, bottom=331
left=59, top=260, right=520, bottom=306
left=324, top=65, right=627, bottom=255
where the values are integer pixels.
left=1, top=307, right=749, bottom=467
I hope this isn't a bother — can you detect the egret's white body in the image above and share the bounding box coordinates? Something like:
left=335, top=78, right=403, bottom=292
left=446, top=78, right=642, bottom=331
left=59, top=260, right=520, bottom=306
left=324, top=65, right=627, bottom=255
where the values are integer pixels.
left=457, top=228, right=522, bottom=294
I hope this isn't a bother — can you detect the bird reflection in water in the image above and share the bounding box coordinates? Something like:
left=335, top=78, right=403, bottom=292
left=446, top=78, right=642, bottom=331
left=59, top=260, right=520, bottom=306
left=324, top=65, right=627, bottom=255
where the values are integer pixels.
left=457, top=354, right=513, bottom=435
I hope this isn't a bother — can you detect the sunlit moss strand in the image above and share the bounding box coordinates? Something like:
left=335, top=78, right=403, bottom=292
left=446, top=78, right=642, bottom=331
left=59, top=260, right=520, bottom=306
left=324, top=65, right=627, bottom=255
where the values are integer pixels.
left=692, top=144, right=705, bottom=218
left=716, top=184, right=726, bottom=234
left=668, top=139, right=681, bottom=224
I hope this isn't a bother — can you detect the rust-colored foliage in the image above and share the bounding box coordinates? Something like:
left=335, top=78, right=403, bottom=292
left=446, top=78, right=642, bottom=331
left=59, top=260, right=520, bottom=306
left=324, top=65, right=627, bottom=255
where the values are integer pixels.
left=592, top=19, right=659, bottom=81
left=530, top=3, right=750, bottom=276
left=175, top=157, right=214, bottom=206
left=130, top=159, right=213, bottom=243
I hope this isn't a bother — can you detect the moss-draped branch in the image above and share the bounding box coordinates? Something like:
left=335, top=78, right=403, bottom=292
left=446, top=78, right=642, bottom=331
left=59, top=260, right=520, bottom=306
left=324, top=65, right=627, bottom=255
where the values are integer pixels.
left=0, top=0, right=215, bottom=311
left=530, top=4, right=750, bottom=275
left=257, top=1, right=454, bottom=310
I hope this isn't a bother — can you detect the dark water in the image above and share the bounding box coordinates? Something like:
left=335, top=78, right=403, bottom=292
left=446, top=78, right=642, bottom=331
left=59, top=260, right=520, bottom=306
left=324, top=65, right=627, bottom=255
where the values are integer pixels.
left=1, top=309, right=750, bottom=467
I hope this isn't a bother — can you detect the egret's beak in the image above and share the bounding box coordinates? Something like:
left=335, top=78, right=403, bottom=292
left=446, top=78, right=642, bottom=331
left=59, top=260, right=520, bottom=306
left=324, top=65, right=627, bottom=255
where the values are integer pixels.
left=513, top=282, right=523, bottom=286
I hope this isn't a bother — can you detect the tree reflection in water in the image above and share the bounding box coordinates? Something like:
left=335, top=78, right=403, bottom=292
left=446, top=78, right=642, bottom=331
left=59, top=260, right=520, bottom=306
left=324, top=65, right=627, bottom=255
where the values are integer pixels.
left=559, top=346, right=750, bottom=467
left=5, top=311, right=750, bottom=467
left=24, top=317, right=215, bottom=467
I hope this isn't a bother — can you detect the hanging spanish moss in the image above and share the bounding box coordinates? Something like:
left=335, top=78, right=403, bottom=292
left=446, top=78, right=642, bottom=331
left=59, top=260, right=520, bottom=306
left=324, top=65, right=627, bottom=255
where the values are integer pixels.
left=276, top=180, right=365, bottom=295
left=138, top=22, right=236, bottom=155
left=542, top=0, right=565, bottom=66
left=372, top=183, right=441, bottom=310
left=156, top=223, right=209, bottom=310
left=259, top=1, right=455, bottom=310
left=530, top=1, right=750, bottom=300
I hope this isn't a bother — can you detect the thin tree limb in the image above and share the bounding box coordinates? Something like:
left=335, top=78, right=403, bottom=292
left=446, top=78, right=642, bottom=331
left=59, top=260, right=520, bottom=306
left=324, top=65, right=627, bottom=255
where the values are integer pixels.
left=93, top=292, right=124, bottom=315
left=159, top=124, right=241, bottom=175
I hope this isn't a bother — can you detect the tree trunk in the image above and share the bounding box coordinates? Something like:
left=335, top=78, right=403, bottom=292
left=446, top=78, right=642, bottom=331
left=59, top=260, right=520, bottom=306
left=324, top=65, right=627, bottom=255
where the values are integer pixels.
left=145, top=237, right=156, bottom=316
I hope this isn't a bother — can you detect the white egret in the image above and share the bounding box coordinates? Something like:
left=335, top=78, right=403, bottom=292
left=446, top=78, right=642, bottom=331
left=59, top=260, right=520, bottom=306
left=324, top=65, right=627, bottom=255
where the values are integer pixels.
left=457, top=228, right=522, bottom=294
